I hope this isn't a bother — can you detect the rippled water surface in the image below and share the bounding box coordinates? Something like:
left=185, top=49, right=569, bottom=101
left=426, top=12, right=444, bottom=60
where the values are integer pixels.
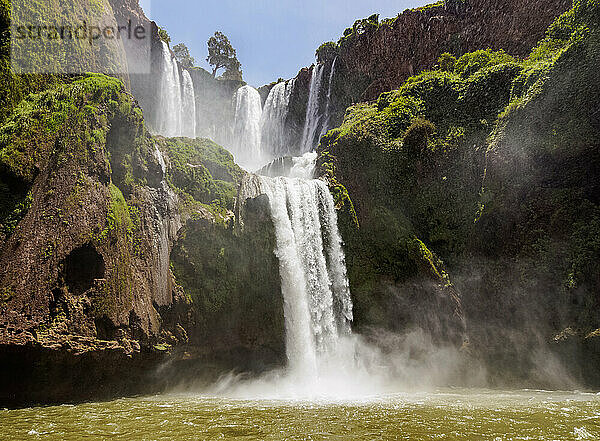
left=2, top=389, right=600, bottom=440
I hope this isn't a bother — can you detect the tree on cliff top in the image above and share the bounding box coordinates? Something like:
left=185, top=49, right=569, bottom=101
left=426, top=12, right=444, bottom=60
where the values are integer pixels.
left=173, top=43, right=195, bottom=69
left=158, top=27, right=170, bottom=44
left=206, top=31, right=242, bottom=80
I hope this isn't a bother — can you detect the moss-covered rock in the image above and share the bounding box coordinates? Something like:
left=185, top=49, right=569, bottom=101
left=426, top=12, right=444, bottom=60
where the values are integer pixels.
left=160, top=136, right=242, bottom=215
left=317, top=0, right=600, bottom=385
left=170, top=191, right=285, bottom=369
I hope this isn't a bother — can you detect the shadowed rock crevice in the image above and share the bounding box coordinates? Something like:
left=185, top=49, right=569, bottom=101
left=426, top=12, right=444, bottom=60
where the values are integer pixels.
left=61, top=244, right=106, bottom=297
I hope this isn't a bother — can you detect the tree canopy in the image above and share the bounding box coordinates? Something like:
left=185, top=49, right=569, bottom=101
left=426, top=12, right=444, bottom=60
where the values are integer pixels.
left=158, top=27, right=170, bottom=44
left=206, top=31, right=242, bottom=80
left=173, top=43, right=195, bottom=69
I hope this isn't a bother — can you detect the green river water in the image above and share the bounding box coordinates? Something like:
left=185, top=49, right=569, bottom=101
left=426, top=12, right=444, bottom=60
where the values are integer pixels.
left=2, top=389, right=599, bottom=440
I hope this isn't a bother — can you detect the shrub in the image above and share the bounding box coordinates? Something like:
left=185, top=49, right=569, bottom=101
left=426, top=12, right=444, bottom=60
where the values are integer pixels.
left=158, top=27, right=171, bottom=44
left=316, top=41, right=340, bottom=63
left=454, top=49, right=515, bottom=77
left=403, top=117, right=436, bottom=158
left=438, top=52, right=457, bottom=72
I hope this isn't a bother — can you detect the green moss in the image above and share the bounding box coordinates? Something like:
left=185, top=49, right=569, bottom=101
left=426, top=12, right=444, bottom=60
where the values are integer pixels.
left=0, top=73, right=127, bottom=183
left=170, top=202, right=285, bottom=354
left=337, top=14, right=380, bottom=48
left=316, top=41, right=339, bottom=64
left=153, top=343, right=172, bottom=352
left=0, top=285, right=14, bottom=303
left=161, top=137, right=243, bottom=213
left=454, top=49, right=515, bottom=77
left=108, top=183, right=133, bottom=234
left=438, top=52, right=457, bottom=72
left=0, top=189, right=31, bottom=237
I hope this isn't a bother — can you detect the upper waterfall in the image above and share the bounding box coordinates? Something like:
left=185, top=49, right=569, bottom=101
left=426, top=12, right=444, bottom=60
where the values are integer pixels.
left=181, top=70, right=197, bottom=138
left=300, top=64, right=326, bottom=153
left=155, top=41, right=197, bottom=138
left=232, top=85, right=264, bottom=171
left=320, top=57, right=337, bottom=139
left=158, top=41, right=182, bottom=137
left=260, top=79, right=296, bottom=159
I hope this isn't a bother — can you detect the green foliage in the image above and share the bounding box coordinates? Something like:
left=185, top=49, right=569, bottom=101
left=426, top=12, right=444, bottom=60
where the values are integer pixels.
left=0, top=73, right=129, bottom=183
left=162, top=137, right=243, bottom=213
left=206, top=31, right=242, bottom=80
left=158, top=27, right=171, bottom=44
left=0, top=0, right=60, bottom=124
left=173, top=43, right=195, bottom=69
left=403, top=118, right=436, bottom=158
left=454, top=49, right=515, bottom=77
left=338, top=14, right=380, bottom=48
left=438, top=52, right=457, bottom=72
left=107, top=184, right=133, bottom=235
left=316, top=41, right=339, bottom=64
left=316, top=3, right=578, bottom=327
left=170, top=204, right=284, bottom=354
left=0, top=189, right=32, bottom=238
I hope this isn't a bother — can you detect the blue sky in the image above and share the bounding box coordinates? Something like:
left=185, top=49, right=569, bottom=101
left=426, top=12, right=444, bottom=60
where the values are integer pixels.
left=144, top=0, right=430, bottom=87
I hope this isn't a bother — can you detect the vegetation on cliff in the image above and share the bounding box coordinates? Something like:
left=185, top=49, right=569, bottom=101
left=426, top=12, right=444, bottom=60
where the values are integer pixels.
left=0, top=71, right=244, bottom=358
left=318, top=0, right=600, bottom=381
left=169, top=193, right=285, bottom=367
left=160, top=137, right=243, bottom=219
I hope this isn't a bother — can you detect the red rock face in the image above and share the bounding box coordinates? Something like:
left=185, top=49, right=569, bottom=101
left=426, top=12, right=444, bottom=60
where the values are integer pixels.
left=337, top=0, right=571, bottom=100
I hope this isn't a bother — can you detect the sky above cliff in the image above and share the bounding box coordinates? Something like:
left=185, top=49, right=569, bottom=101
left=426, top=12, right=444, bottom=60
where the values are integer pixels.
left=145, top=0, right=430, bottom=87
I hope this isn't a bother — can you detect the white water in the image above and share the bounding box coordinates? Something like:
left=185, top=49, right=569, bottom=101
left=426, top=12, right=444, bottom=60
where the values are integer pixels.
left=181, top=70, right=196, bottom=138
left=260, top=175, right=353, bottom=377
left=156, top=42, right=196, bottom=138
left=289, top=151, right=318, bottom=179
left=319, top=57, right=337, bottom=139
left=233, top=85, right=264, bottom=170
left=158, top=41, right=182, bottom=137
left=260, top=79, right=296, bottom=158
left=300, top=64, right=325, bottom=153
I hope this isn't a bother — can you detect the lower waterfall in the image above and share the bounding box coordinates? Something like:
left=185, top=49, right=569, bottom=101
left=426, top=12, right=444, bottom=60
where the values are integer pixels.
left=259, top=175, right=353, bottom=378
left=212, top=165, right=391, bottom=398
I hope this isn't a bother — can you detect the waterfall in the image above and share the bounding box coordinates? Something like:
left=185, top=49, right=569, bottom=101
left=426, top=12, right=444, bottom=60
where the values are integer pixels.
left=289, top=151, right=318, bottom=179
left=158, top=41, right=182, bottom=137
left=260, top=79, right=296, bottom=158
left=257, top=157, right=293, bottom=178
left=259, top=173, right=353, bottom=376
left=300, top=64, right=325, bottom=153
left=155, top=42, right=198, bottom=138
left=319, top=57, right=337, bottom=139
left=233, top=85, right=263, bottom=170
left=181, top=70, right=196, bottom=138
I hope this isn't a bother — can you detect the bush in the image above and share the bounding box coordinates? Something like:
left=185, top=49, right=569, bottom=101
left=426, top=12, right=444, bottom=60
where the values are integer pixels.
left=454, top=49, right=515, bottom=77
left=158, top=27, right=170, bottom=44
left=438, top=52, right=457, bottom=72
left=316, top=41, right=339, bottom=64
left=403, top=117, right=436, bottom=157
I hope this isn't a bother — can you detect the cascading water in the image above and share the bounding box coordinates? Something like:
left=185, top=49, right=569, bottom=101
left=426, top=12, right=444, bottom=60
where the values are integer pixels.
left=258, top=157, right=353, bottom=379
left=158, top=41, right=182, bottom=137
left=260, top=79, right=296, bottom=158
left=181, top=70, right=196, bottom=138
left=300, top=64, right=325, bottom=153
left=319, top=57, right=337, bottom=139
left=289, top=151, right=318, bottom=179
left=233, top=85, right=263, bottom=170
left=156, top=42, right=197, bottom=138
